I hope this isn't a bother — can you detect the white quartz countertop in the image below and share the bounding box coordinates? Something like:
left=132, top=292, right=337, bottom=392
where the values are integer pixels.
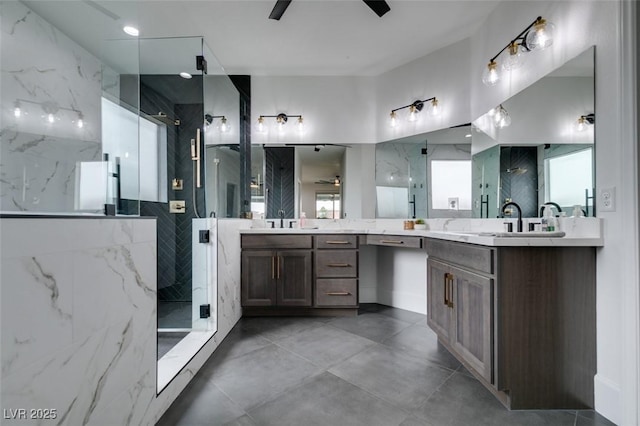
left=239, top=226, right=604, bottom=247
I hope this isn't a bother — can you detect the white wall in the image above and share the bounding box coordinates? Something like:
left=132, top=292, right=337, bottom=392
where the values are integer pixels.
left=251, top=76, right=377, bottom=145
left=375, top=38, right=472, bottom=143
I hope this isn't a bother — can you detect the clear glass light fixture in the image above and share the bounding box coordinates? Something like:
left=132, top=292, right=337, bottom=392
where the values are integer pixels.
left=428, top=98, right=440, bottom=116
left=493, top=105, right=511, bottom=128
left=389, top=111, right=398, bottom=127
left=408, top=105, right=418, bottom=122
left=76, top=113, right=84, bottom=129
left=14, top=101, right=21, bottom=118
left=297, top=116, right=304, bottom=132
left=502, top=42, right=524, bottom=71
left=482, top=60, right=500, bottom=86
left=525, top=18, right=555, bottom=51
left=575, top=115, right=594, bottom=132
left=257, top=116, right=265, bottom=133
left=219, top=117, right=229, bottom=133
left=276, top=114, right=286, bottom=132
left=47, top=113, right=55, bottom=124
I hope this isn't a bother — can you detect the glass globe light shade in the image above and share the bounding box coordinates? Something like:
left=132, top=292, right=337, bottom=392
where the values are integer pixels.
left=389, top=111, right=398, bottom=127
left=575, top=117, right=588, bottom=132
left=525, top=18, right=556, bottom=51
left=408, top=105, right=418, bottom=122
left=502, top=43, right=524, bottom=71
left=482, top=60, right=500, bottom=86
left=428, top=99, right=440, bottom=116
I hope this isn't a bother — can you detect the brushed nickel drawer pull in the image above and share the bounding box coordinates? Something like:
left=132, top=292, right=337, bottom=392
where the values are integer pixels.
left=327, top=263, right=351, bottom=267
left=326, top=240, right=351, bottom=244
left=380, top=239, right=405, bottom=244
left=325, top=292, right=351, bottom=296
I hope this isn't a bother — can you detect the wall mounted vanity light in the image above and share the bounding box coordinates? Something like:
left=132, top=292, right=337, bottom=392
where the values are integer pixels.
left=257, top=113, right=304, bottom=133
left=482, top=16, right=556, bottom=86
left=389, top=97, right=439, bottom=127
left=575, top=113, right=595, bottom=132
left=488, top=104, right=511, bottom=128
left=13, top=98, right=85, bottom=129
left=205, top=114, right=229, bottom=133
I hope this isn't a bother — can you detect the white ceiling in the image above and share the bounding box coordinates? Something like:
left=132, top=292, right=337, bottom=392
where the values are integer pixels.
left=24, top=0, right=500, bottom=76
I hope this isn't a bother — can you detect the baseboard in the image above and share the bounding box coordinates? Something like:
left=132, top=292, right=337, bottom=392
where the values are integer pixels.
left=594, top=374, right=621, bottom=425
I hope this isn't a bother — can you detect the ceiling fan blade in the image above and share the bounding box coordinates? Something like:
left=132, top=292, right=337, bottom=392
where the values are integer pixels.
left=362, top=0, right=390, bottom=17
left=269, top=0, right=292, bottom=20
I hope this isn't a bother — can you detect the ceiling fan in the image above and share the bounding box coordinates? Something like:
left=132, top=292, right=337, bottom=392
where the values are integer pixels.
left=315, top=176, right=342, bottom=186
left=269, top=0, right=390, bottom=20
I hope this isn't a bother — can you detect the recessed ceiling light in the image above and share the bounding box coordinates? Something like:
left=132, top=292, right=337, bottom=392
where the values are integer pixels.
left=179, top=72, right=193, bottom=79
left=123, top=26, right=139, bottom=37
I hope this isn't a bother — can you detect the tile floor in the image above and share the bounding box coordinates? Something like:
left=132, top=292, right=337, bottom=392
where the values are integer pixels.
left=157, top=304, right=615, bottom=426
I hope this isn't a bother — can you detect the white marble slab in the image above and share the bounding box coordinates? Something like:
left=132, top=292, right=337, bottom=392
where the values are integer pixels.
left=241, top=218, right=603, bottom=247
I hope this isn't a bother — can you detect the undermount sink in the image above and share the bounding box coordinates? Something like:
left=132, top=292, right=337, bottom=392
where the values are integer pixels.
left=478, top=231, right=566, bottom=238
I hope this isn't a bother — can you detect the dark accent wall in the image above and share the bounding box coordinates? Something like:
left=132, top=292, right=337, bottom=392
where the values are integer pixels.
left=129, top=76, right=204, bottom=301
left=500, top=146, right=538, bottom=218
left=230, top=75, right=252, bottom=216
left=265, top=147, right=295, bottom=218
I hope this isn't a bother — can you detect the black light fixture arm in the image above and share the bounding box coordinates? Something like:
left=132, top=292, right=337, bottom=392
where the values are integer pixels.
left=258, top=113, right=302, bottom=120
left=489, top=16, right=543, bottom=63
left=391, top=97, right=437, bottom=113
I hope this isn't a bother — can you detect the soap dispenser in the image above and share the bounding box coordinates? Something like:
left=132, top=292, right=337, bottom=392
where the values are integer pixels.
left=541, top=207, right=556, bottom=232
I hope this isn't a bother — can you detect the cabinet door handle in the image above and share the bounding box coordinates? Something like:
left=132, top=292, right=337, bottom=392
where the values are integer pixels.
left=443, top=272, right=450, bottom=306
left=447, top=274, right=454, bottom=308
left=325, top=291, right=351, bottom=296
left=327, top=263, right=351, bottom=267
left=326, top=240, right=351, bottom=245
left=277, top=256, right=281, bottom=279
left=380, top=239, right=404, bottom=244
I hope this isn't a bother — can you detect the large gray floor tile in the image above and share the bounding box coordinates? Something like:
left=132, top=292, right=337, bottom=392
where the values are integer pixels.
left=330, top=344, right=453, bottom=410
left=207, top=344, right=323, bottom=410
left=248, top=372, right=409, bottom=426
left=223, top=415, right=258, bottom=426
left=206, top=324, right=272, bottom=365
left=238, top=316, right=328, bottom=341
left=382, top=324, right=461, bottom=370
left=329, top=312, right=412, bottom=342
left=364, top=304, right=427, bottom=324
left=156, top=375, right=246, bottom=426
left=576, top=410, right=616, bottom=426
left=413, top=372, right=576, bottom=426
left=275, top=324, right=376, bottom=368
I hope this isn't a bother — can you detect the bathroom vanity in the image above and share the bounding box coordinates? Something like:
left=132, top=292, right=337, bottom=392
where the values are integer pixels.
left=239, top=222, right=599, bottom=410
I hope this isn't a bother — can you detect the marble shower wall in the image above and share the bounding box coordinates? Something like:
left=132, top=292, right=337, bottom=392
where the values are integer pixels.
left=0, top=218, right=157, bottom=425
left=0, top=2, right=112, bottom=213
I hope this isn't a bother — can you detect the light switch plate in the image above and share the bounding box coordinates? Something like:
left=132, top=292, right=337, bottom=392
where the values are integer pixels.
left=598, top=187, right=616, bottom=212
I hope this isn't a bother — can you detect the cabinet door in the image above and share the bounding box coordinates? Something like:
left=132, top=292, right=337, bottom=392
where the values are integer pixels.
left=427, top=259, right=453, bottom=341
left=451, top=266, right=493, bottom=383
left=277, top=250, right=312, bottom=306
left=241, top=250, right=277, bottom=306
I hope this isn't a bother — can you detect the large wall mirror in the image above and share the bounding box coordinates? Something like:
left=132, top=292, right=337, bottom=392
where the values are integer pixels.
left=472, top=46, right=595, bottom=218
left=374, top=46, right=594, bottom=220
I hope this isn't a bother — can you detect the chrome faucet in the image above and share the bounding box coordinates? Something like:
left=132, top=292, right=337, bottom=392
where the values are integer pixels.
left=278, top=209, right=285, bottom=228
left=501, top=201, right=523, bottom=232
left=539, top=202, right=562, bottom=217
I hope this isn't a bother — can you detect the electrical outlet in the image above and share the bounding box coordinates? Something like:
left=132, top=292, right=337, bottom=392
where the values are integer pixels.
left=598, top=187, right=616, bottom=212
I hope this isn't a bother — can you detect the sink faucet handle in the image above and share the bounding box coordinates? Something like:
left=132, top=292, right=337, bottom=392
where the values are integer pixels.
left=267, top=220, right=275, bottom=229
left=289, top=221, right=297, bottom=229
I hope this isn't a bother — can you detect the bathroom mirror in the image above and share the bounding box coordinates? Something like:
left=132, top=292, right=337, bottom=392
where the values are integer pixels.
left=251, top=144, right=345, bottom=220
left=374, top=125, right=472, bottom=219
left=471, top=46, right=595, bottom=218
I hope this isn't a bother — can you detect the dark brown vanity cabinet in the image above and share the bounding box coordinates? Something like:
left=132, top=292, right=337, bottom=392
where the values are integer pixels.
left=314, top=235, right=359, bottom=308
left=241, top=235, right=312, bottom=307
left=425, top=238, right=596, bottom=410
left=426, top=241, right=494, bottom=383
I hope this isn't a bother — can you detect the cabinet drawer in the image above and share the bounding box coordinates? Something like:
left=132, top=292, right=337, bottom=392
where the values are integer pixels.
left=425, top=238, right=494, bottom=275
left=315, top=251, right=358, bottom=277
left=242, top=234, right=312, bottom=249
left=316, top=235, right=358, bottom=249
left=315, top=279, right=358, bottom=307
left=366, top=234, right=423, bottom=249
